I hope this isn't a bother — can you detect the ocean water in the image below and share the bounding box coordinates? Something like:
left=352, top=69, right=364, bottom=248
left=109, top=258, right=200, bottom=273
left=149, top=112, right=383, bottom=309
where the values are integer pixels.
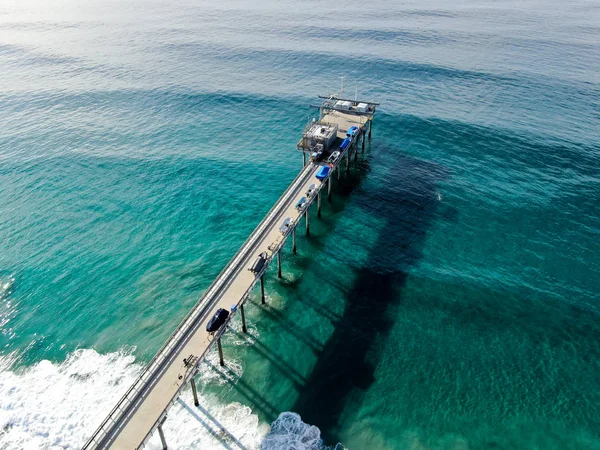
left=1, top=0, right=600, bottom=448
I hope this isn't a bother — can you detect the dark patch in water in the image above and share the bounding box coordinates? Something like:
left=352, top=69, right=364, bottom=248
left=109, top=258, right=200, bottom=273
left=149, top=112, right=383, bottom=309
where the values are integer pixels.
left=291, top=154, right=446, bottom=443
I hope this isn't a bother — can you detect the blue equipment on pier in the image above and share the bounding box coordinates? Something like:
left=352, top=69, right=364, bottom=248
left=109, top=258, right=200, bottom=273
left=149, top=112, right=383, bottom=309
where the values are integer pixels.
left=316, top=165, right=331, bottom=180
left=340, top=138, right=351, bottom=150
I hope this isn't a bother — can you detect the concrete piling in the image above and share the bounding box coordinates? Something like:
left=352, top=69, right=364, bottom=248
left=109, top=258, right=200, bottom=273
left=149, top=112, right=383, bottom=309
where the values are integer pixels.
left=305, top=209, right=310, bottom=236
left=240, top=304, right=247, bottom=333
left=158, top=425, right=167, bottom=450
left=217, top=337, right=224, bottom=367
left=317, top=190, right=321, bottom=217
left=292, top=227, right=297, bottom=255
left=190, top=378, right=199, bottom=407
left=277, top=250, right=282, bottom=278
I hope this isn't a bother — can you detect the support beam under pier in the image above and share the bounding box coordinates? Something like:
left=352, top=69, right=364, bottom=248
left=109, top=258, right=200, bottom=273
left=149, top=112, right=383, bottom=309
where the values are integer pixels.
left=190, top=378, right=199, bottom=407
left=240, top=304, right=247, bottom=333
left=277, top=250, right=282, bottom=278
left=292, top=227, right=297, bottom=255
left=305, top=209, right=310, bottom=236
left=158, top=425, right=168, bottom=450
left=217, top=337, right=224, bottom=367
left=317, top=190, right=321, bottom=217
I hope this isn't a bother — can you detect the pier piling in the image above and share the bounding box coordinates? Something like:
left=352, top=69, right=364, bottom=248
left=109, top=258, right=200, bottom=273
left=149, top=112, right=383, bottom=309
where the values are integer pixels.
left=328, top=177, right=332, bottom=201
left=190, top=378, right=199, bottom=407
left=260, top=275, right=265, bottom=304
left=303, top=152, right=306, bottom=167
left=362, top=130, right=365, bottom=150
left=277, top=250, right=282, bottom=278
left=157, top=425, right=167, bottom=450
left=317, top=190, right=321, bottom=217
left=240, top=304, right=247, bottom=333
left=217, top=337, right=224, bottom=367
left=305, top=209, right=310, bottom=236
left=292, top=227, right=297, bottom=255
left=369, top=120, right=372, bottom=139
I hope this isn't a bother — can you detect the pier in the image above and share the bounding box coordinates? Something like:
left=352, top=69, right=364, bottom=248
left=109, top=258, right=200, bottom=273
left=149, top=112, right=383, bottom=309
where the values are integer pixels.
left=84, top=94, right=378, bottom=449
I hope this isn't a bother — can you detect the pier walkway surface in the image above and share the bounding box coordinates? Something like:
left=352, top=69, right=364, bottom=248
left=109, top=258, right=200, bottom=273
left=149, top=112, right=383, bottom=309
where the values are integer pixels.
left=84, top=100, right=376, bottom=449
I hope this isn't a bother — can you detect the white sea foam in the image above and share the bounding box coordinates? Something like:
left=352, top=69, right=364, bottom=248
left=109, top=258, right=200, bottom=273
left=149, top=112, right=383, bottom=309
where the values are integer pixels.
left=262, top=412, right=340, bottom=450
left=0, top=348, right=140, bottom=449
left=0, top=303, right=326, bottom=450
left=0, top=275, right=15, bottom=303
left=0, top=347, right=268, bottom=449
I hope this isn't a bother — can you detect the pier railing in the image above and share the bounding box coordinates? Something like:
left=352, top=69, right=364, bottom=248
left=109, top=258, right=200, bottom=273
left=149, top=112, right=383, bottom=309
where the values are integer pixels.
left=84, top=162, right=317, bottom=449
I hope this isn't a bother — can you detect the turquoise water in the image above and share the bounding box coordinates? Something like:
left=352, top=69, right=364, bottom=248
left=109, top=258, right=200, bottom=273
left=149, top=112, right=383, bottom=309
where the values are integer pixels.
left=1, top=0, right=600, bottom=448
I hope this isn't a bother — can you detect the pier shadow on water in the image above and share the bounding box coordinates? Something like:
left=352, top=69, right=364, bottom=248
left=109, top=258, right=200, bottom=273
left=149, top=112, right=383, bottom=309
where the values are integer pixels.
left=290, top=152, right=448, bottom=444
left=205, top=359, right=281, bottom=422
left=177, top=398, right=248, bottom=450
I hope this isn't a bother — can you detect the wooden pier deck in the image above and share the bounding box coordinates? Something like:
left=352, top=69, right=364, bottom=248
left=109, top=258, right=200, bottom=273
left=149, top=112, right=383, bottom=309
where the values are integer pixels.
left=84, top=101, right=376, bottom=450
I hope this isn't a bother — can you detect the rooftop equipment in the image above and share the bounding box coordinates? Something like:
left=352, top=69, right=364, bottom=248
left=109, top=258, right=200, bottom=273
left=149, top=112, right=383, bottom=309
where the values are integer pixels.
left=300, top=122, right=338, bottom=151
left=335, top=100, right=352, bottom=110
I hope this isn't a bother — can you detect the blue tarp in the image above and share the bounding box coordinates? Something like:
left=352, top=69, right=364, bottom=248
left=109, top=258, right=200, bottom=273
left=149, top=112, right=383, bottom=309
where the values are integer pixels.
left=340, top=138, right=351, bottom=150
left=316, top=165, right=331, bottom=180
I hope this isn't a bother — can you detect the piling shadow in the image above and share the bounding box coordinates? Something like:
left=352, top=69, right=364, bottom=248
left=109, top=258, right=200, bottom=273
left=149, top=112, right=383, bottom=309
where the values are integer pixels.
left=279, top=156, right=374, bottom=278
left=231, top=329, right=307, bottom=388
left=247, top=298, right=323, bottom=353
left=177, top=398, right=247, bottom=450
left=205, top=360, right=280, bottom=422
left=289, top=153, right=448, bottom=444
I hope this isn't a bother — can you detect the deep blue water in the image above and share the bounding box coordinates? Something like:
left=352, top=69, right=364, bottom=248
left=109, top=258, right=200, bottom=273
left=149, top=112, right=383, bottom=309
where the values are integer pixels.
left=1, top=0, right=599, bottom=448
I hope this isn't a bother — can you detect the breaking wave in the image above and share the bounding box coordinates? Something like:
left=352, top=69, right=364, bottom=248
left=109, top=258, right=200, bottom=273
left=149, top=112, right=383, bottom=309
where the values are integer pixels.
left=0, top=348, right=268, bottom=449
left=262, top=412, right=343, bottom=450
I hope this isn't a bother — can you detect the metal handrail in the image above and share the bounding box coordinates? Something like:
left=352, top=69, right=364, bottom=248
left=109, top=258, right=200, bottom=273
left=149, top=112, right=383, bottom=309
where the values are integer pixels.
left=84, top=163, right=316, bottom=449
left=317, top=94, right=380, bottom=105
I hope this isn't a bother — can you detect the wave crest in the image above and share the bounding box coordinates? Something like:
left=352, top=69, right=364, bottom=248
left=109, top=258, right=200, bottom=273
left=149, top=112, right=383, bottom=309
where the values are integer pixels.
left=0, top=347, right=268, bottom=449
left=262, top=412, right=343, bottom=450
